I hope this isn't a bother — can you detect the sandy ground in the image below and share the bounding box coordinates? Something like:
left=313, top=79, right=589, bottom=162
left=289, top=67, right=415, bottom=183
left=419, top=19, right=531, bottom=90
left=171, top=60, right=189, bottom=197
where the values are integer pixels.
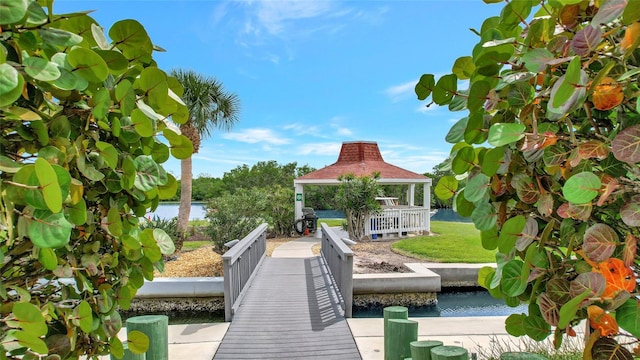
left=156, top=236, right=419, bottom=278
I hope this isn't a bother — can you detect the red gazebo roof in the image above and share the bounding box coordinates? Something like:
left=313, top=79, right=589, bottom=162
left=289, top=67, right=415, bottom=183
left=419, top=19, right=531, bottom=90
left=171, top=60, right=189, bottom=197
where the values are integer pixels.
left=296, top=141, right=429, bottom=182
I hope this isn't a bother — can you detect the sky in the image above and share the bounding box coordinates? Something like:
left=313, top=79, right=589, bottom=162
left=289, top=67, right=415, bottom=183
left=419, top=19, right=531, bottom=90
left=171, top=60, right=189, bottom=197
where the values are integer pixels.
left=55, top=0, right=502, bottom=179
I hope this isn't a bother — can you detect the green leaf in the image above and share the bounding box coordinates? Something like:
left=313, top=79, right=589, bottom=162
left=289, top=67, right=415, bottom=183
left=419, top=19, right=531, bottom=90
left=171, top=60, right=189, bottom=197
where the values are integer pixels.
left=67, top=47, right=109, bottom=83
left=0, top=0, right=28, bottom=25
left=95, top=49, right=128, bottom=74
left=622, top=0, right=640, bottom=24
left=432, top=74, right=457, bottom=105
left=35, top=158, right=62, bottom=213
left=108, top=20, right=153, bottom=59
left=0, top=63, right=25, bottom=107
left=611, top=125, right=640, bottom=164
left=464, top=112, right=487, bottom=144
left=67, top=198, right=87, bottom=225
left=91, top=87, right=110, bottom=120
left=158, top=173, right=178, bottom=200
left=481, top=226, right=498, bottom=250
left=552, top=56, right=581, bottom=108
left=110, top=337, right=125, bottom=359
left=28, top=212, right=72, bottom=248
left=96, top=141, right=118, bottom=169
left=562, top=171, right=601, bottom=204
left=134, top=155, right=160, bottom=191
left=13, top=302, right=47, bottom=336
left=523, top=314, right=551, bottom=341
left=547, top=71, right=588, bottom=119
left=467, top=81, right=490, bottom=112
left=138, top=67, right=168, bottom=106
left=0, top=154, right=22, bottom=173
left=73, top=301, right=93, bottom=333
left=127, top=330, right=150, bottom=354
left=465, top=173, right=490, bottom=204
left=505, top=313, right=527, bottom=336
left=452, top=56, right=475, bottom=80
left=38, top=248, right=58, bottom=271
left=501, top=260, right=527, bottom=297
left=452, top=146, right=475, bottom=174
left=498, top=215, right=526, bottom=253
left=616, top=298, right=640, bottom=337
left=471, top=202, right=497, bottom=231
left=482, top=147, right=504, bottom=176
left=522, top=48, right=554, bottom=72
left=14, top=330, right=49, bottom=354
left=38, top=28, right=83, bottom=47
left=434, top=176, right=458, bottom=201
left=557, top=290, right=591, bottom=328
left=107, top=207, right=123, bottom=237
left=445, top=118, right=469, bottom=144
left=415, top=74, right=435, bottom=100
left=153, top=229, right=175, bottom=255
left=140, top=229, right=162, bottom=262
left=151, top=141, right=170, bottom=163
left=507, top=82, right=534, bottom=107
left=454, top=189, right=475, bottom=217
left=488, top=123, right=526, bottom=147
left=23, top=57, right=61, bottom=82
left=131, top=109, right=154, bottom=137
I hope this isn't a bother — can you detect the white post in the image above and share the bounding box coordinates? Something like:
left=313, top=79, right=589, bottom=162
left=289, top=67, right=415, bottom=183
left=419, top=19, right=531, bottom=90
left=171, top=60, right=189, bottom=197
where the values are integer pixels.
left=423, top=182, right=431, bottom=234
left=294, top=183, right=304, bottom=221
left=408, top=184, right=415, bottom=207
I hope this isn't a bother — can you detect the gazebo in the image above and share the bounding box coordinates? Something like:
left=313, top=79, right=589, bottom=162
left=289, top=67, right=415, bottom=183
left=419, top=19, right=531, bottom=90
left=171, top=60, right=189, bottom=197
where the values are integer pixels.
left=294, top=141, right=432, bottom=237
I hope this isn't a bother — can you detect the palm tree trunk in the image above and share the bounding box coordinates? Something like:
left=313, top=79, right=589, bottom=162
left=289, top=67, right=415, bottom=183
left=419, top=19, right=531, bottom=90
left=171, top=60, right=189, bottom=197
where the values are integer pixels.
left=177, top=157, right=192, bottom=251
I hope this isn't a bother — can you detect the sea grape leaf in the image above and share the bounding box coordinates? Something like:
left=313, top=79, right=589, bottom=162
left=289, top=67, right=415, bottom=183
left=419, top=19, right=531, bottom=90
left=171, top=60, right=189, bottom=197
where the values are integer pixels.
left=452, top=146, right=475, bottom=174
left=562, top=172, right=601, bottom=204
left=465, top=173, right=490, bottom=204
left=153, top=229, right=175, bottom=255
left=558, top=290, right=591, bottom=328
left=507, top=82, right=534, bottom=107
left=552, top=56, right=581, bottom=108
left=481, top=146, right=504, bottom=176
left=612, top=125, right=640, bottom=163
left=34, top=158, right=62, bottom=213
left=590, top=337, right=634, bottom=360
left=133, top=155, right=159, bottom=192
left=523, top=314, right=551, bottom=341
left=454, top=189, right=475, bottom=217
left=622, top=0, right=640, bottom=24
left=481, top=226, right=498, bottom=250
left=468, top=80, right=491, bottom=111
left=72, top=301, right=93, bottom=333
left=591, top=0, right=626, bottom=25
left=571, top=25, right=602, bottom=55
left=23, top=56, right=60, bottom=82
left=127, top=330, right=149, bottom=354
left=109, top=337, right=124, bottom=359
left=108, top=19, right=153, bottom=59
left=445, top=117, right=469, bottom=144
left=516, top=217, right=538, bottom=251
left=570, top=272, right=606, bottom=298
left=432, top=74, right=457, bottom=105
left=498, top=215, right=526, bottom=253
left=0, top=0, right=29, bottom=25
left=616, top=298, right=640, bottom=338
left=512, top=174, right=540, bottom=204
left=583, top=223, right=618, bottom=263
left=621, top=197, right=640, bottom=226
left=578, top=140, right=609, bottom=160
left=488, top=123, right=526, bottom=147
left=38, top=248, right=58, bottom=271
left=14, top=330, right=49, bottom=354
left=501, top=260, right=527, bottom=297
left=464, top=112, right=487, bottom=144
left=13, top=302, right=47, bottom=336
left=522, top=48, right=554, bottom=72
left=434, top=176, right=458, bottom=200
left=471, top=202, right=497, bottom=231
left=505, top=313, right=527, bottom=336
left=547, top=71, right=588, bottom=119
left=28, top=212, right=72, bottom=249
left=538, top=293, right=559, bottom=326
left=67, top=47, right=109, bottom=83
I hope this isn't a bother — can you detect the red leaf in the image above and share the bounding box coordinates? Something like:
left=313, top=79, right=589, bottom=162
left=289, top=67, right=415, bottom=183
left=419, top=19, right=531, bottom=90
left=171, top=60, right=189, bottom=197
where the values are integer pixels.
left=578, top=140, right=610, bottom=160
left=623, top=234, right=637, bottom=267
left=571, top=25, right=602, bottom=55
left=597, top=174, right=618, bottom=206
left=612, top=125, right=640, bottom=163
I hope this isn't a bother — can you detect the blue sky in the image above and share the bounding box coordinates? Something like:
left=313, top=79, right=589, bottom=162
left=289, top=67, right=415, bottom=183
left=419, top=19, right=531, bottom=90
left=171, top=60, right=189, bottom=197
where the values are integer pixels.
left=56, top=0, right=501, bottom=179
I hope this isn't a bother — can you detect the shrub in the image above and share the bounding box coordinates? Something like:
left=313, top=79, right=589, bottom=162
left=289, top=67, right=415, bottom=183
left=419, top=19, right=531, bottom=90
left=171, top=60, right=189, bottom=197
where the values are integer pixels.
left=420, top=0, right=639, bottom=357
left=0, top=1, right=192, bottom=357
left=265, top=186, right=295, bottom=237
left=335, top=174, right=383, bottom=241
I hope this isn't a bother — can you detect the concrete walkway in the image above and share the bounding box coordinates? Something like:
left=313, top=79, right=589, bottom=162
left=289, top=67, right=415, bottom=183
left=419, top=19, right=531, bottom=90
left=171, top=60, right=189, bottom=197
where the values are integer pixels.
left=270, top=234, right=318, bottom=258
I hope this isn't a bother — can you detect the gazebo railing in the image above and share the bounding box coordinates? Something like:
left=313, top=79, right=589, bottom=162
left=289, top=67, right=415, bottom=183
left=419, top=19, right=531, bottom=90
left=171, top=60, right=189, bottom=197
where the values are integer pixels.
left=365, top=207, right=430, bottom=237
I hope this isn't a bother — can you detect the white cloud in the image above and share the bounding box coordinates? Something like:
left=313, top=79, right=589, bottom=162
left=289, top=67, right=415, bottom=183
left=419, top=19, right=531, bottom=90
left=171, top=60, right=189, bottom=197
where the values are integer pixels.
left=336, top=127, right=352, bottom=136
left=282, top=123, right=321, bottom=136
left=385, top=80, right=417, bottom=102
left=221, top=128, right=291, bottom=145
left=297, top=142, right=343, bottom=156
left=244, top=0, right=336, bottom=36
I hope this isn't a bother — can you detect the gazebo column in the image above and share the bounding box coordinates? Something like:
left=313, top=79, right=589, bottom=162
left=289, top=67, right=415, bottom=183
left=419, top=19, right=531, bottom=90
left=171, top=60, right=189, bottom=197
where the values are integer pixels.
left=423, top=182, right=431, bottom=234
left=408, top=184, right=415, bottom=207
left=294, top=183, right=304, bottom=220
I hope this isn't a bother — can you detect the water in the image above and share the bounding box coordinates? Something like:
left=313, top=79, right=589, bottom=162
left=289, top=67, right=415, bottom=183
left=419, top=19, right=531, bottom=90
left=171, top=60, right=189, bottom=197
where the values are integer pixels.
left=430, top=208, right=472, bottom=223
left=148, top=202, right=207, bottom=220
left=315, top=209, right=346, bottom=219
left=120, top=310, right=224, bottom=325
left=353, top=290, right=527, bottom=318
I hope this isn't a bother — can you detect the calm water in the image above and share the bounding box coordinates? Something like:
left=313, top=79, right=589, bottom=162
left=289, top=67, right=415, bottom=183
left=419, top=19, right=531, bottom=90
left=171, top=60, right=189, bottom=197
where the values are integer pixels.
left=149, top=202, right=207, bottom=220
left=431, top=208, right=472, bottom=223
left=353, top=290, right=527, bottom=318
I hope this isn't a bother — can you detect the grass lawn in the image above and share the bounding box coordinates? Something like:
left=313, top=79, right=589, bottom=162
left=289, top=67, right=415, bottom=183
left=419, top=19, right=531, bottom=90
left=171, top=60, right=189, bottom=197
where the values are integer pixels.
left=318, top=218, right=345, bottom=227
left=181, top=241, right=210, bottom=252
left=392, top=221, right=496, bottom=263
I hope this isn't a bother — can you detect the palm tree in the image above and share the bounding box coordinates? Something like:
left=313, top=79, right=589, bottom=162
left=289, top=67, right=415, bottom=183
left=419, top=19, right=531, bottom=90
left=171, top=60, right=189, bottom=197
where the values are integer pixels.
left=171, top=69, right=240, bottom=250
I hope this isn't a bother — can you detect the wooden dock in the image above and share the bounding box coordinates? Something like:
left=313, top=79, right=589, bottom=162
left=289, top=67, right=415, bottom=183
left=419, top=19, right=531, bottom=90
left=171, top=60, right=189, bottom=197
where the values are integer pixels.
left=214, top=256, right=361, bottom=359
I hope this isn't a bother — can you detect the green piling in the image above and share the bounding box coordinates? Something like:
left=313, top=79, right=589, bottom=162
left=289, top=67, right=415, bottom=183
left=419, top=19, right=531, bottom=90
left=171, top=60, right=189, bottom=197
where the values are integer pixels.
left=430, top=345, right=469, bottom=360
left=500, top=352, right=548, bottom=360
left=384, top=306, right=409, bottom=360
left=110, top=343, right=145, bottom=360
left=410, top=340, right=444, bottom=360
left=126, top=315, right=169, bottom=360
left=387, top=318, right=418, bottom=360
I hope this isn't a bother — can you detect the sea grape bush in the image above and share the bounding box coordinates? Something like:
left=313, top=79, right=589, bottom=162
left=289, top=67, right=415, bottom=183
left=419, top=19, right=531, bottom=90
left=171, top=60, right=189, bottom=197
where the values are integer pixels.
left=419, top=0, right=640, bottom=358
left=0, top=0, right=193, bottom=358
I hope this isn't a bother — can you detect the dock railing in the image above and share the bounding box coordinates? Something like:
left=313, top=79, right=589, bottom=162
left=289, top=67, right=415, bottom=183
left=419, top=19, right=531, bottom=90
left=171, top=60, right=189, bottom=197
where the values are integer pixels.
left=320, top=223, right=353, bottom=317
left=222, top=223, right=268, bottom=321
left=365, top=207, right=430, bottom=237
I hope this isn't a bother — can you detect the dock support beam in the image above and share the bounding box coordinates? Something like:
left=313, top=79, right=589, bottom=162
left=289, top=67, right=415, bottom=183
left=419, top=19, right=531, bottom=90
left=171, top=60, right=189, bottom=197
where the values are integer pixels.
left=126, top=315, right=169, bottom=360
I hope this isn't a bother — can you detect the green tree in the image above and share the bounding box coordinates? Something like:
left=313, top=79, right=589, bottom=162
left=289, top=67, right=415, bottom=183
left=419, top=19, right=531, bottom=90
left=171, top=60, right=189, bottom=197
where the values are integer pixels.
left=0, top=1, right=191, bottom=357
left=335, top=174, right=383, bottom=241
left=171, top=69, right=240, bottom=250
left=192, top=175, right=226, bottom=201
left=222, top=160, right=305, bottom=193
left=420, top=0, right=640, bottom=356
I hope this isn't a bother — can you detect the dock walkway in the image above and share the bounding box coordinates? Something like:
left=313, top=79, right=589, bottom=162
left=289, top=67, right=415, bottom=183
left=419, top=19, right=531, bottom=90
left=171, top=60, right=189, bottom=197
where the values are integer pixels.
left=213, top=253, right=361, bottom=359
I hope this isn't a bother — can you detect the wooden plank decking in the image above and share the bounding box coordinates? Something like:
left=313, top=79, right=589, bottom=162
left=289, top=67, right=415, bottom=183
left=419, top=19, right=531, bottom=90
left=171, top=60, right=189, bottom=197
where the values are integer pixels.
left=213, top=256, right=361, bottom=359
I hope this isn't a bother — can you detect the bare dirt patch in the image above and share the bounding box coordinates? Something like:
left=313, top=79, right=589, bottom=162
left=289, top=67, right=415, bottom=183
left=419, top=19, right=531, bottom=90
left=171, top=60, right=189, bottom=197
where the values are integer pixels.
left=156, top=236, right=418, bottom=278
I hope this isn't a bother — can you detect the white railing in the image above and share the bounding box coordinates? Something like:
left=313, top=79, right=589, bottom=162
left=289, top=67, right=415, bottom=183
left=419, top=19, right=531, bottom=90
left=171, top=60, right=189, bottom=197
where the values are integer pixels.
left=222, top=223, right=268, bottom=321
left=320, top=223, right=353, bottom=318
left=365, top=207, right=430, bottom=237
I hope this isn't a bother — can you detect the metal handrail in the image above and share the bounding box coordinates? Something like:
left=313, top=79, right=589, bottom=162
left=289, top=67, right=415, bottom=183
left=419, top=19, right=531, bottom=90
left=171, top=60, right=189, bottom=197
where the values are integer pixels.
left=320, top=223, right=354, bottom=317
left=222, top=223, right=268, bottom=321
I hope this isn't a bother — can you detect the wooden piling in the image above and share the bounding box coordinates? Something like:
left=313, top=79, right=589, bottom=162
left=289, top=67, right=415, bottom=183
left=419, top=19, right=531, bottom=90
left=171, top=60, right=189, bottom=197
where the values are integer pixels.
left=410, top=340, right=444, bottom=360
left=500, top=352, right=548, bottom=360
left=384, top=306, right=409, bottom=360
left=125, top=315, right=168, bottom=360
left=387, top=318, right=418, bottom=360
left=430, top=345, right=469, bottom=360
